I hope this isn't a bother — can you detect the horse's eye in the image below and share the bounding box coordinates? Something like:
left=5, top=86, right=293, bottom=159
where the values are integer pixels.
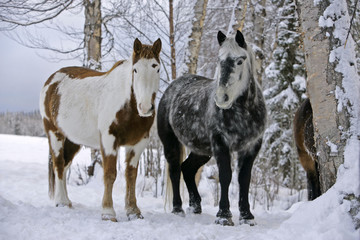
left=237, top=60, right=243, bottom=65
left=133, top=69, right=137, bottom=73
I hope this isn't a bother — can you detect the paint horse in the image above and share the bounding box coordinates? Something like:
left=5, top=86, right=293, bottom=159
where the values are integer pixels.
left=40, top=38, right=162, bottom=221
left=157, top=31, right=266, bottom=226
left=293, top=98, right=321, bottom=200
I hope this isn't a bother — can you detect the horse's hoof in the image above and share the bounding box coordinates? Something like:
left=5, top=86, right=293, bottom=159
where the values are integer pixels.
left=172, top=207, right=185, bottom=217
left=101, top=214, right=117, bottom=222
left=55, top=202, right=72, bottom=208
left=239, top=218, right=256, bottom=226
left=186, top=206, right=202, bottom=214
left=127, top=213, right=144, bottom=221
left=215, top=217, right=234, bottom=226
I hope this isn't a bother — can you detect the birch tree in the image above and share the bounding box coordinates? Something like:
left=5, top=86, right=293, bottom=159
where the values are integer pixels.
left=297, top=0, right=359, bottom=193
left=183, top=0, right=208, bottom=75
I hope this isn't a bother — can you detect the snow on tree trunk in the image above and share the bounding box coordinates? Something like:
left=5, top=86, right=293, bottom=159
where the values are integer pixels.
left=297, top=0, right=354, bottom=192
left=183, top=0, right=208, bottom=75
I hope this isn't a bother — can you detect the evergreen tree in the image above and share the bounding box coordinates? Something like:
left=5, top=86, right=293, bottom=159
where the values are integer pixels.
left=260, top=0, right=306, bottom=190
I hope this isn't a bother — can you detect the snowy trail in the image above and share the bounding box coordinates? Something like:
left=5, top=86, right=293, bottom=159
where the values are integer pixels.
left=0, top=134, right=357, bottom=240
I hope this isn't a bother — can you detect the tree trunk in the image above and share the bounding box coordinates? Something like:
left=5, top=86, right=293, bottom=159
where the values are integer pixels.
left=251, top=0, right=266, bottom=86
left=230, top=0, right=248, bottom=33
left=169, top=0, right=176, bottom=80
left=184, top=0, right=208, bottom=75
left=297, top=0, right=349, bottom=192
left=84, top=0, right=102, bottom=172
left=84, top=0, right=102, bottom=70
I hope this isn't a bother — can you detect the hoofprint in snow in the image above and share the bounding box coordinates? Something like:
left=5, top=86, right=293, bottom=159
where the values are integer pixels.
left=0, top=134, right=358, bottom=240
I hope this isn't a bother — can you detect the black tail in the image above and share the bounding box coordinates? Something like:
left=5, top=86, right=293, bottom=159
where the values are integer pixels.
left=48, top=152, right=55, bottom=199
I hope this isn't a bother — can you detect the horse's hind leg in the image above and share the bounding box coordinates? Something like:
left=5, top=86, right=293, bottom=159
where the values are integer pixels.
left=237, top=139, right=262, bottom=226
left=298, top=150, right=321, bottom=200
left=158, top=128, right=184, bottom=214
left=124, top=137, right=149, bottom=220
left=48, top=131, right=73, bottom=207
left=181, top=153, right=210, bottom=214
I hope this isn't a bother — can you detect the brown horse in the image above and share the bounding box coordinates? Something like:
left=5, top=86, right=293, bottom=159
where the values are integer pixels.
left=39, top=38, right=162, bottom=221
left=293, top=98, right=321, bottom=200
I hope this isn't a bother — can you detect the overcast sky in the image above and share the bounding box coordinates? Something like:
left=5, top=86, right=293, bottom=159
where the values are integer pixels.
left=0, top=32, right=81, bottom=113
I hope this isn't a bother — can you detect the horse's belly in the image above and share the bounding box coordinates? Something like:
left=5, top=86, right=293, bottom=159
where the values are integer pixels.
left=57, top=105, right=100, bottom=148
left=171, top=117, right=212, bottom=156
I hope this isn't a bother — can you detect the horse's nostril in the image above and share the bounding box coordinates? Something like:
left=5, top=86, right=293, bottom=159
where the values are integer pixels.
left=224, top=94, right=229, bottom=102
left=150, top=104, right=155, bottom=111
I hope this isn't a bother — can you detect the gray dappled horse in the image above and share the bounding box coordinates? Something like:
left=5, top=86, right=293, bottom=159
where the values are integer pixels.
left=157, top=30, right=267, bottom=226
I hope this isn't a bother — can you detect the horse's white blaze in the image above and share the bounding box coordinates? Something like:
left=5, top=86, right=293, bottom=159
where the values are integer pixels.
left=54, top=164, right=71, bottom=206
left=133, top=58, right=160, bottom=117
left=126, top=137, right=150, bottom=168
left=215, top=35, right=254, bottom=109
left=49, top=131, right=62, bottom=157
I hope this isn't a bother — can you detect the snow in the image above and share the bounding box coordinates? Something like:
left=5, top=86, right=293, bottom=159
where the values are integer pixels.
left=0, top=134, right=358, bottom=240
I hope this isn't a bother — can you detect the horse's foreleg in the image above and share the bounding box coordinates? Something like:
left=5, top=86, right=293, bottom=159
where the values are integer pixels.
left=125, top=137, right=149, bottom=220
left=237, top=139, right=262, bottom=226
left=181, top=153, right=210, bottom=214
left=212, top=135, right=233, bottom=226
left=100, top=134, right=118, bottom=222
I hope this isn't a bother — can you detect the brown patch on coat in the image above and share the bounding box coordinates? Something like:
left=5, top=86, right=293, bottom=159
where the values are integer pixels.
left=44, top=60, right=126, bottom=86
left=108, top=89, right=155, bottom=149
left=63, top=138, right=81, bottom=166
left=44, top=81, right=61, bottom=121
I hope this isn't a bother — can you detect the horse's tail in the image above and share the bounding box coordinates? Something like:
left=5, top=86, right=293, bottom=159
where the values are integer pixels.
left=164, top=145, right=186, bottom=212
left=48, top=151, right=55, bottom=199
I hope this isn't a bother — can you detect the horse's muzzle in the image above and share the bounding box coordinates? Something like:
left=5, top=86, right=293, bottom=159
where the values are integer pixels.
left=215, top=90, right=232, bottom=109
left=138, top=103, right=155, bottom=117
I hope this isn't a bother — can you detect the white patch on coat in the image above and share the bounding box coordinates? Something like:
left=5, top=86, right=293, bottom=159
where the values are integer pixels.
left=52, top=60, right=133, bottom=149
left=54, top=164, right=71, bottom=207
left=49, top=131, right=62, bottom=157
left=101, top=207, right=116, bottom=218
left=132, top=58, right=160, bottom=117
left=101, top=132, right=117, bottom=156
left=126, top=137, right=150, bottom=168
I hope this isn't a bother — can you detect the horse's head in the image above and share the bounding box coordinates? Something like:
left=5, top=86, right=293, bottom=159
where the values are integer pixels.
left=132, top=38, right=162, bottom=117
left=214, top=30, right=252, bottom=109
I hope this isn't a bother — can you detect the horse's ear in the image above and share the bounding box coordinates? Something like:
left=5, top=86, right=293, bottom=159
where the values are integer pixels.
left=235, top=30, right=247, bottom=49
left=134, top=38, right=142, bottom=54
left=152, top=38, right=162, bottom=57
left=217, top=31, right=227, bottom=46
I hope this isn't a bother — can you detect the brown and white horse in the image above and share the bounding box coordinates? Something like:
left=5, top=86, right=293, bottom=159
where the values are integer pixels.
left=39, top=38, right=162, bottom=221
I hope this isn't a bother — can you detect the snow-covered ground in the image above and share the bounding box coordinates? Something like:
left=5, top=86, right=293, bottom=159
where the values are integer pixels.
left=0, top=134, right=358, bottom=240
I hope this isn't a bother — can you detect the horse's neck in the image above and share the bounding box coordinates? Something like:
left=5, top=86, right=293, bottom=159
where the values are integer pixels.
left=104, top=59, right=133, bottom=91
